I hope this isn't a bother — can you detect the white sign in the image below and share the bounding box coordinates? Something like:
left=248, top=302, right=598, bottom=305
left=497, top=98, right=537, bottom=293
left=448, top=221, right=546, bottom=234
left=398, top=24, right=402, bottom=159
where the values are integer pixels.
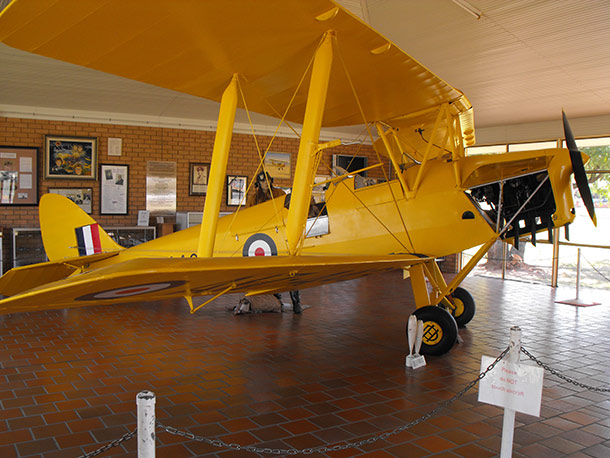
left=478, top=356, right=544, bottom=417
left=108, top=137, right=123, bottom=156
left=137, top=210, right=150, bottom=227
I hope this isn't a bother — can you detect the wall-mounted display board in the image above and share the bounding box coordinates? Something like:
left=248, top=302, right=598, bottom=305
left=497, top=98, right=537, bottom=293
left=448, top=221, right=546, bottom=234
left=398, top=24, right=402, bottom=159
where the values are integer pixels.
left=0, top=146, right=38, bottom=205
left=45, top=135, right=97, bottom=180
left=146, top=161, right=176, bottom=215
left=100, top=164, right=128, bottom=215
left=49, top=188, right=93, bottom=214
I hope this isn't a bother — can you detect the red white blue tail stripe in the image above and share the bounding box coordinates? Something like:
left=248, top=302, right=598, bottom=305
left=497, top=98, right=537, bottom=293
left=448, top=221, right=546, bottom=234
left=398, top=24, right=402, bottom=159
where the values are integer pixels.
left=75, top=224, right=102, bottom=256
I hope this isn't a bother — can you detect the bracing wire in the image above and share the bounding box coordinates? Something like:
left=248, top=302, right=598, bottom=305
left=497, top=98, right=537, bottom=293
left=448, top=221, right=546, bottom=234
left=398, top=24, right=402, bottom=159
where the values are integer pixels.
left=332, top=34, right=415, bottom=251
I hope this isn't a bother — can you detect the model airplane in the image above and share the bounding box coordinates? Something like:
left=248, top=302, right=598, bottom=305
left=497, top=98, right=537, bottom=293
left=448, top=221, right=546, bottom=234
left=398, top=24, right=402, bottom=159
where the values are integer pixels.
left=0, top=0, right=596, bottom=355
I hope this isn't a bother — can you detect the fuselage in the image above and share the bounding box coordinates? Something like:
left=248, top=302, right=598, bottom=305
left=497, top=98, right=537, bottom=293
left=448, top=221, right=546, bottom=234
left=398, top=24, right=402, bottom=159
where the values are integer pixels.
left=90, top=147, right=576, bottom=271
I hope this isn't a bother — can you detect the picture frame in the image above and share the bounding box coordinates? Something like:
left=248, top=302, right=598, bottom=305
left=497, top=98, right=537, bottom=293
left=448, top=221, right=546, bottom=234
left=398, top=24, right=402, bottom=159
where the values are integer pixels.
left=44, top=135, right=97, bottom=180
left=332, top=154, right=368, bottom=177
left=100, top=164, right=128, bottom=215
left=0, top=145, right=38, bottom=205
left=226, top=175, right=247, bottom=206
left=189, top=162, right=210, bottom=195
left=264, top=152, right=291, bottom=179
left=49, top=188, right=93, bottom=214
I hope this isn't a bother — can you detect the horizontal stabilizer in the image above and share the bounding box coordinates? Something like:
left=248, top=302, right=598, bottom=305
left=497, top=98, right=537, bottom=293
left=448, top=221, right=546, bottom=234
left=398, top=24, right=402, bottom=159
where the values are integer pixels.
left=0, top=251, right=120, bottom=297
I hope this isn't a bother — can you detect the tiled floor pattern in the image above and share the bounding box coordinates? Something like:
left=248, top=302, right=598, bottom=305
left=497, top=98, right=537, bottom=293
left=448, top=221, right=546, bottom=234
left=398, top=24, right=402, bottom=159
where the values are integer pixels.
left=1, top=272, right=609, bottom=457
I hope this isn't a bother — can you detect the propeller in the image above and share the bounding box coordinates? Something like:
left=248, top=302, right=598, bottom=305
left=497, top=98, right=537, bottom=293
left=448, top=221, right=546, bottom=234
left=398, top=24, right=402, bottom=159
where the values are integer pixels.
left=562, top=111, right=597, bottom=226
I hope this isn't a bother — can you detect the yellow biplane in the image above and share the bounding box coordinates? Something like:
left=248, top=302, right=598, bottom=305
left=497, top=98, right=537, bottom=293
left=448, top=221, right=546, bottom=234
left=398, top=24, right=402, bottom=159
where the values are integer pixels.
left=0, top=0, right=596, bottom=355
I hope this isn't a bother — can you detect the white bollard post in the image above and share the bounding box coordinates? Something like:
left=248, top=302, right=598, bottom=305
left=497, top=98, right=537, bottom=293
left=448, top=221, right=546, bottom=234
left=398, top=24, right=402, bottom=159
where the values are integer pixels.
left=500, top=326, right=521, bottom=458
left=137, top=390, right=156, bottom=458
left=575, top=248, right=581, bottom=301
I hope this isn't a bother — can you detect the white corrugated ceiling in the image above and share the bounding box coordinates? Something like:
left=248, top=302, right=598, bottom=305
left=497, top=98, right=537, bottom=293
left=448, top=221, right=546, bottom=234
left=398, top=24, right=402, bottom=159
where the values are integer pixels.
left=1, top=0, right=609, bottom=136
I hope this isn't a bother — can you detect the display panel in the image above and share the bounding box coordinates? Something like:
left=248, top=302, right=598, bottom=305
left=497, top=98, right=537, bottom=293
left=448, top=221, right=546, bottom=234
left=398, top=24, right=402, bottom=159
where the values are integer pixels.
left=0, top=146, right=38, bottom=205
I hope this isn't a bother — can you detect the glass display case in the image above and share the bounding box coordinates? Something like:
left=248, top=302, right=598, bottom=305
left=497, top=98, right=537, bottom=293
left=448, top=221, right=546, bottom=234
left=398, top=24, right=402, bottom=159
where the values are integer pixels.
left=10, top=226, right=156, bottom=268
left=12, top=228, right=47, bottom=267
left=176, top=212, right=203, bottom=231
left=106, top=226, right=156, bottom=248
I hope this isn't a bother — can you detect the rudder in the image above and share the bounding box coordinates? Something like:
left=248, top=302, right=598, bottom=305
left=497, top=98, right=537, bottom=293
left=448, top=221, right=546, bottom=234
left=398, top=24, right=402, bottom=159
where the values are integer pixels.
left=39, top=194, right=122, bottom=261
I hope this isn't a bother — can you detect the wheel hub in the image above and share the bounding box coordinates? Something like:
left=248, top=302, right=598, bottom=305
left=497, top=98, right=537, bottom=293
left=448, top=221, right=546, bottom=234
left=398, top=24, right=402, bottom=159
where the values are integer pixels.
left=422, top=321, right=443, bottom=345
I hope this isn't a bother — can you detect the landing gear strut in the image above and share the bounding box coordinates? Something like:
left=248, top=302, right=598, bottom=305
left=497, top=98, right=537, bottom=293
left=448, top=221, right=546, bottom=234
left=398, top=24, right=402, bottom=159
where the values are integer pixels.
left=447, top=286, right=475, bottom=328
left=405, top=257, right=483, bottom=356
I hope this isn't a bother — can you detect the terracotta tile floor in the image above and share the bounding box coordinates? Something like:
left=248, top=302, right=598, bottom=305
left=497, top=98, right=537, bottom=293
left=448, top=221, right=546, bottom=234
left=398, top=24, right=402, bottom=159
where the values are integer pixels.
left=1, top=272, right=609, bottom=457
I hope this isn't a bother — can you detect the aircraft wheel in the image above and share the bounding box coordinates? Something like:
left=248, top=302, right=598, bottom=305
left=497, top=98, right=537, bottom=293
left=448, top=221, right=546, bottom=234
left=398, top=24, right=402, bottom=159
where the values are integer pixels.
left=449, top=287, right=476, bottom=328
left=411, top=306, right=458, bottom=356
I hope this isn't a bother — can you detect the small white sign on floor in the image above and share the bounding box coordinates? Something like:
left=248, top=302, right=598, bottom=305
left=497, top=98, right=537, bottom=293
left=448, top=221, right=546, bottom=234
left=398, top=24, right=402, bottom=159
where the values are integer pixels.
left=478, top=356, right=544, bottom=417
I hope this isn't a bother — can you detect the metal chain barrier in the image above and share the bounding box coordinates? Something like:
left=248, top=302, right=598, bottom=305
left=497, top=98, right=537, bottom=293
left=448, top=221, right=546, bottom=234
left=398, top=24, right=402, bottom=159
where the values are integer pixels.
left=521, top=347, right=610, bottom=392
left=77, top=428, right=137, bottom=458
left=73, top=345, right=610, bottom=457
left=582, top=253, right=610, bottom=283
left=157, top=346, right=511, bottom=456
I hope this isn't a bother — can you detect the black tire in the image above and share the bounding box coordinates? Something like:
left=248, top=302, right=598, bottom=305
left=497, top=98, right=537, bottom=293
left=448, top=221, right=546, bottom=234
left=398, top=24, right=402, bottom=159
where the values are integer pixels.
left=410, top=306, right=458, bottom=356
left=449, top=287, right=476, bottom=328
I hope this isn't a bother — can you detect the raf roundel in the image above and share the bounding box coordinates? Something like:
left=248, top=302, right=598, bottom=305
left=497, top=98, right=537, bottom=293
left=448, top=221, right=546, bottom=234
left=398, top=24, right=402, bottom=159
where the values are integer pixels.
left=242, top=233, right=278, bottom=257
left=76, top=280, right=186, bottom=301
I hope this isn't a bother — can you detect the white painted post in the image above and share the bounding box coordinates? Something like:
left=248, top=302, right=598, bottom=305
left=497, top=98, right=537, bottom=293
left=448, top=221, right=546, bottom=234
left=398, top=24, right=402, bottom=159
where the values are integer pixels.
left=137, top=390, right=156, bottom=458
left=500, top=326, right=521, bottom=458
left=575, top=248, right=581, bottom=301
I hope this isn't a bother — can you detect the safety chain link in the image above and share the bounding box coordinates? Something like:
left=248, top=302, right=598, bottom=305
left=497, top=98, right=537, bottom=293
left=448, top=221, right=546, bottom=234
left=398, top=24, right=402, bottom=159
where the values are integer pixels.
left=521, top=347, right=610, bottom=392
left=157, top=346, right=511, bottom=456
left=77, top=428, right=137, bottom=458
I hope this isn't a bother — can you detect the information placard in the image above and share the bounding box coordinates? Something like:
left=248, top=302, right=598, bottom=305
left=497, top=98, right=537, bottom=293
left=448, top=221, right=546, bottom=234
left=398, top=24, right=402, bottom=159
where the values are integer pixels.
left=478, top=356, right=544, bottom=417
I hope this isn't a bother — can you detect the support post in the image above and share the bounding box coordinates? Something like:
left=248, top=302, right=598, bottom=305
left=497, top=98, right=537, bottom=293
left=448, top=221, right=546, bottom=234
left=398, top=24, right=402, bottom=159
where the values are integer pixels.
left=411, top=104, right=446, bottom=197
left=137, top=390, right=156, bottom=458
left=286, top=32, right=333, bottom=255
left=375, top=123, right=410, bottom=195
left=198, top=74, right=239, bottom=257
left=500, top=326, right=521, bottom=458
left=551, top=227, right=560, bottom=287
left=575, top=248, right=581, bottom=300
left=501, top=241, right=507, bottom=280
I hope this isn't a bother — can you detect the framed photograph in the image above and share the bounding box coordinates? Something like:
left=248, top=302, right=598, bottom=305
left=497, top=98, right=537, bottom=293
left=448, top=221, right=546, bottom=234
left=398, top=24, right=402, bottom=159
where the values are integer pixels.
left=226, top=175, right=247, bottom=206
left=0, top=146, right=38, bottom=205
left=45, top=135, right=97, bottom=180
left=49, top=188, right=93, bottom=214
left=100, top=164, right=128, bottom=215
left=190, top=162, right=209, bottom=195
left=264, top=152, right=291, bottom=179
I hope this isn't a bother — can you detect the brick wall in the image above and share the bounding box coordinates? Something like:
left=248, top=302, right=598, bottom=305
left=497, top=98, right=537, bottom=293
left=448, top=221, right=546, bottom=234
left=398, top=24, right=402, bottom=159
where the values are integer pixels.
left=0, top=116, right=383, bottom=267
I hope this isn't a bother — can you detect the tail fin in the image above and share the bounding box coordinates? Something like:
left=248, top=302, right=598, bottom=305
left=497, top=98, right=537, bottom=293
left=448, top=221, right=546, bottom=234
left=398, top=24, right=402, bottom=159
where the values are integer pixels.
left=40, top=194, right=123, bottom=261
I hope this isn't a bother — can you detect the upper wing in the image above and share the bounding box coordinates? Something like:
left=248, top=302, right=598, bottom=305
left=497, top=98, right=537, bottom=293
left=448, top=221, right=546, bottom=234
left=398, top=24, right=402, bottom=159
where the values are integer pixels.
left=0, top=254, right=427, bottom=314
left=0, top=0, right=472, bottom=130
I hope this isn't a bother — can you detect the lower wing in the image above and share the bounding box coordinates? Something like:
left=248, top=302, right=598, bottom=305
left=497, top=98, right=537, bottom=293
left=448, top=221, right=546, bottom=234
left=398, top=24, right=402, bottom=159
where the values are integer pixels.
left=0, top=254, right=428, bottom=314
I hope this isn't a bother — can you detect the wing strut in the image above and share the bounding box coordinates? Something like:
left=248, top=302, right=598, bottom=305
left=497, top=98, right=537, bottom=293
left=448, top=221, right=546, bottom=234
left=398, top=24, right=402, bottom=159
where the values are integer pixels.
left=286, top=31, right=334, bottom=255
left=198, top=74, right=239, bottom=258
